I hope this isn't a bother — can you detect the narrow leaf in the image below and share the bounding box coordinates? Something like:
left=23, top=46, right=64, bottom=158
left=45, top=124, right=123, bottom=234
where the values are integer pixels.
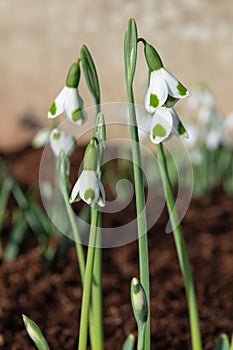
left=80, top=45, right=100, bottom=104
left=214, top=334, right=230, bottom=350
left=124, top=18, right=138, bottom=85
left=4, top=210, right=27, bottom=261
left=22, top=315, right=50, bottom=350
left=122, top=334, right=135, bottom=350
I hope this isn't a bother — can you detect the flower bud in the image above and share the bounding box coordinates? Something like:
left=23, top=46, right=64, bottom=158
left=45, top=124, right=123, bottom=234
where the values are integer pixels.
left=131, top=277, right=148, bottom=324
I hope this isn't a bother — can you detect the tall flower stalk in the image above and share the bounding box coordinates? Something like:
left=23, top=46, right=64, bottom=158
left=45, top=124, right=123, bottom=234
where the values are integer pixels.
left=124, top=19, right=150, bottom=350
left=156, top=143, right=202, bottom=350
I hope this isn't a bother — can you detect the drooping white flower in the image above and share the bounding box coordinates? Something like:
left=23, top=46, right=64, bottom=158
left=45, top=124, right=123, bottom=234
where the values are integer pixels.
left=144, top=42, right=190, bottom=113
left=145, top=68, right=190, bottom=113
left=70, top=170, right=105, bottom=207
left=32, top=127, right=51, bottom=148
left=49, top=128, right=75, bottom=158
left=70, top=137, right=105, bottom=207
left=222, top=112, right=233, bottom=147
left=149, top=107, right=188, bottom=144
left=48, top=60, right=87, bottom=125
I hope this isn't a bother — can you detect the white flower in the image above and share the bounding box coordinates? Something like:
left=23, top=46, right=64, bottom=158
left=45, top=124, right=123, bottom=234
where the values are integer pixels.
left=70, top=170, right=105, bottom=207
left=49, top=128, right=75, bottom=158
left=222, top=112, right=233, bottom=147
left=150, top=107, right=188, bottom=144
left=32, top=127, right=51, bottom=148
left=48, top=86, right=87, bottom=125
left=145, top=68, right=190, bottom=113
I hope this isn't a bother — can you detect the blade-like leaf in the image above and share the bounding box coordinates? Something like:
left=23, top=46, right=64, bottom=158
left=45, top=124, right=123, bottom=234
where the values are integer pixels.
left=214, top=334, right=230, bottom=350
left=22, top=315, right=50, bottom=350
left=4, top=210, right=27, bottom=261
left=122, top=334, right=135, bottom=350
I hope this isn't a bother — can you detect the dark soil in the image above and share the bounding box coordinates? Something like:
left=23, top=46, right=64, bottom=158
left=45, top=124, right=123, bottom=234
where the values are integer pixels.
left=0, top=147, right=232, bottom=350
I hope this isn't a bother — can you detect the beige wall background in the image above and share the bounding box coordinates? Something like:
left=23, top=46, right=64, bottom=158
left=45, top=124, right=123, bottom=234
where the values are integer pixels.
left=0, top=0, right=232, bottom=150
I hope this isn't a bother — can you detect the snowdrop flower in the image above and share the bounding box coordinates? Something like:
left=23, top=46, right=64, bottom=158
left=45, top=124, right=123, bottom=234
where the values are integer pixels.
left=48, top=60, right=87, bottom=125
left=150, top=107, right=188, bottom=144
left=144, top=42, right=190, bottom=113
left=222, top=112, right=233, bottom=147
left=70, top=137, right=105, bottom=207
left=49, top=128, right=75, bottom=158
left=32, top=127, right=51, bottom=148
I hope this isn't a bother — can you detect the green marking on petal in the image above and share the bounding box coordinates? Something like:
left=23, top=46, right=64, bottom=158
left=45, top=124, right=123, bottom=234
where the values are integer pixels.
left=153, top=124, right=166, bottom=138
left=72, top=107, right=82, bottom=122
left=53, top=131, right=61, bottom=140
left=49, top=102, right=57, bottom=115
left=177, top=82, right=187, bottom=96
left=178, top=121, right=186, bottom=136
left=84, top=188, right=95, bottom=202
left=150, top=94, right=159, bottom=108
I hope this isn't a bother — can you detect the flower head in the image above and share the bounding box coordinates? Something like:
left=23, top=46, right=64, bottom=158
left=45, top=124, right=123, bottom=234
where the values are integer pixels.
left=150, top=107, right=188, bottom=144
left=144, top=42, right=190, bottom=113
left=48, top=60, right=87, bottom=125
left=70, top=137, right=105, bottom=207
left=49, top=128, right=75, bottom=158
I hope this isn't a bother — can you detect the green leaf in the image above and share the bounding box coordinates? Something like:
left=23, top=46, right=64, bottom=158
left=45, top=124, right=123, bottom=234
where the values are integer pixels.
left=122, top=334, right=135, bottom=350
left=80, top=45, right=100, bottom=104
left=4, top=210, right=27, bottom=261
left=214, top=334, right=230, bottom=350
left=124, top=18, right=138, bottom=86
left=22, top=315, right=50, bottom=350
left=230, top=335, right=233, bottom=350
left=0, top=178, right=14, bottom=233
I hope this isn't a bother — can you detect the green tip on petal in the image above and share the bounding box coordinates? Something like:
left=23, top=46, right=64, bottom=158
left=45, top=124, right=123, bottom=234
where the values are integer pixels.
left=52, top=131, right=61, bottom=140
left=72, top=107, right=83, bottom=122
left=150, top=93, right=160, bottom=108
left=84, top=188, right=95, bottom=203
left=49, top=102, right=57, bottom=116
left=177, top=82, right=188, bottom=96
left=177, top=121, right=187, bottom=136
left=153, top=124, right=166, bottom=138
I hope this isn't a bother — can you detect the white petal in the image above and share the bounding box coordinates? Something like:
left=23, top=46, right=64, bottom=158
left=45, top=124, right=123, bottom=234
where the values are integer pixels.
left=145, top=70, right=168, bottom=113
left=48, top=87, right=66, bottom=118
left=79, top=171, right=98, bottom=204
left=161, top=68, right=190, bottom=99
left=64, top=88, right=86, bottom=125
left=170, top=108, right=188, bottom=138
left=150, top=107, right=173, bottom=144
left=32, top=128, right=51, bottom=148
left=49, top=128, right=76, bottom=157
left=136, top=109, right=152, bottom=140
left=70, top=178, right=81, bottom=203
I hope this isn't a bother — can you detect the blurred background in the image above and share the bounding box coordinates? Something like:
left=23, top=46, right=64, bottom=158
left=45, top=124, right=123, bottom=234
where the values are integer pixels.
left=0, top=0, right=233, bottom=150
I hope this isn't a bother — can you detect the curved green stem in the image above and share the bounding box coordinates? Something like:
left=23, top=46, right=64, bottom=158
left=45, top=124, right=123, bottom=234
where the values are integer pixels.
left=156, top=143, right=202, bottom=350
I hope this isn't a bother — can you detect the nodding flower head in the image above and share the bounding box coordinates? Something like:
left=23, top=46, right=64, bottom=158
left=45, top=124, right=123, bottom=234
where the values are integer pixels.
left=48, top=60, right=87, bottom=125
left=150, top=107, right=188, bottom=144
left=144, top=42, right=190, bottom=113
left=70, top=137, right=105, bottom=207
left=49, top=128, right=76, bottom=158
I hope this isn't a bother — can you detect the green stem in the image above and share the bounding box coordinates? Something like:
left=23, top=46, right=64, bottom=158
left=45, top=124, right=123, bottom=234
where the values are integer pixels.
left=57, top=157, right=85, bottom=283
left=127, top=87, right=150, bottom=349
left=89, top=215, right=103, bottom=350
left=78, top=207, right=98, bottom=350
left=156, top=143, right=202, bottom=350
left=137, top=323, right=146, bottom=350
